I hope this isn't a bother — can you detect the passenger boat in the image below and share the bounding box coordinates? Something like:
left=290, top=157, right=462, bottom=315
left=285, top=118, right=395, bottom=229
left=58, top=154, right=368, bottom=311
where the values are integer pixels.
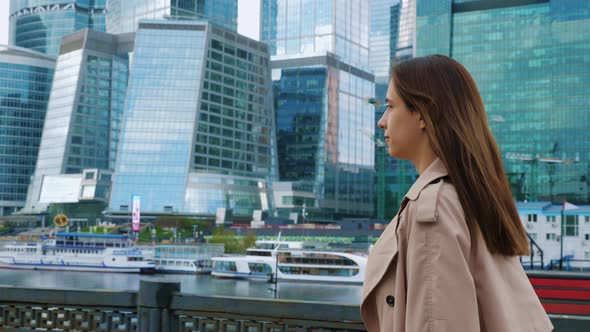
left=211, top=240, right=367, bottom=284
left=152, top=244, right=224, bottom=274
left=0, top=233, right=155, bottom=273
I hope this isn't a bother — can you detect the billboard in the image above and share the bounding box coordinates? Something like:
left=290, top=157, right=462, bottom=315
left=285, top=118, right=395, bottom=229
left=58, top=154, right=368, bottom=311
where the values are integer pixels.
left=132, top=195, right=141, bottom=232
left=39, top=175, right=82, bottom=203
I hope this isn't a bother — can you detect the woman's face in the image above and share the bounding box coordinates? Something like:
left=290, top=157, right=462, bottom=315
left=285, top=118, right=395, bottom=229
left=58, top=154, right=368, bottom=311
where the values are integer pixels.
left=377, top=80, right=425, bottom=159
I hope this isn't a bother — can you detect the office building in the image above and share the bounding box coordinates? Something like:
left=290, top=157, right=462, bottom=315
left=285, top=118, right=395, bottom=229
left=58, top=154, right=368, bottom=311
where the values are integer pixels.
left=416, top=0, right=590, bottom=203
left=107, top=0, right=238, bottom=34
left=261, top=0, right=369, bottom=69
left=261, top=0, right=375, bottom=220
left=107, top=20, right=276, bottom=218
left=271, top=53, right=375, bottom=220
left=24, top=29, right=133, bottom=214
left=0, top=46, right=55, bottom=215
left=9, top=0, right=107, bottom=56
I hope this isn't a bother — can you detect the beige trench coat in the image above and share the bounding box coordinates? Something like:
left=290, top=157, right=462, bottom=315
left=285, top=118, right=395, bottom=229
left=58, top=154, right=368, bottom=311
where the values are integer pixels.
left=361, top=158, right=553, bottom=332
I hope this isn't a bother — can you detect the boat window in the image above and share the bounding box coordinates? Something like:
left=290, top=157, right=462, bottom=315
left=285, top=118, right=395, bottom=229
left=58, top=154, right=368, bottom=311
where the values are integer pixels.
left=278, top=266, right=359, bottom=276
left=248, top=262, right=272, bottom=274
left=213, top=261, right=236, bottom=272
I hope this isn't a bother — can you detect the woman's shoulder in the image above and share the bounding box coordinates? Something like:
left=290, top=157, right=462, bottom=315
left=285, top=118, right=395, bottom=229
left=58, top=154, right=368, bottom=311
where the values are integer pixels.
left=411, top=178, right=464, bottom=223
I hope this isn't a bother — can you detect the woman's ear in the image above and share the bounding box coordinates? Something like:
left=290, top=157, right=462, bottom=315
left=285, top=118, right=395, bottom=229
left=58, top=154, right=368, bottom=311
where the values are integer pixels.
left=419, top=118, right=426, bottom=129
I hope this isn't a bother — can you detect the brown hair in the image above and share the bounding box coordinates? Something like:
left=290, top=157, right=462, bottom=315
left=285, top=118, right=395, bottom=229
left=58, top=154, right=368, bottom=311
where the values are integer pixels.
left=392, top=54, right=529, bottom=256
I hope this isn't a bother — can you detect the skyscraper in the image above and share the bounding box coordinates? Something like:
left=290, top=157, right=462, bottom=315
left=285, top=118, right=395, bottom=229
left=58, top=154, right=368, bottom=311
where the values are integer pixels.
left=272, top=55, right=375, bottom=219
left=369, top=0, right=410, bottom=220
left=24, top=29, right=133, bottom=214
left=393, top=0, right=415, bottom=62
left=416, top=0, right=590, bottom=203
left=261, top=0, right=370, bottom=69
left=0, top=46, right=55, bottom=216
left=262, top=0, right=375, bottom=220
left=9, top=0, right=107, bottom=56
left=370, top=0, right=399, bottom=80
left=107, top=20, right=276, bottom=218
left=107, top=0, right=238, bottom=34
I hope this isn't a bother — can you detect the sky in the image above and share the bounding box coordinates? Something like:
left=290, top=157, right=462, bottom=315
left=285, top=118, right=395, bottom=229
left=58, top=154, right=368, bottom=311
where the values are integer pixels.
left=0, top=1, right=8, bottom=45
left=0, top=0, right=260, bottom=46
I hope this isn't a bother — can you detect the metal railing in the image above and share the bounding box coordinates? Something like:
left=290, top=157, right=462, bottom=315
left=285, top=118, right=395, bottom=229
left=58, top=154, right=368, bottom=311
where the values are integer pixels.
left=0, top=278, right=588, bottom=331
left=521, top=233, right=545, bottom=269
left=0, top=280, right=365, bottom=332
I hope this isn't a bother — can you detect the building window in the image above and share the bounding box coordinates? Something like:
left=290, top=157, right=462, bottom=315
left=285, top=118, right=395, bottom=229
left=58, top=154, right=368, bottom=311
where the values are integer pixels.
left=564, top=215, right=578, bottom=237
left=85, top=172, right=95, bottom=180
left=546, top=216, right=556, bottom=223
left=586, top=251, right=590, bottom=260
left=586, top=216, right=590, bottom=223
left=528, top=233, right=537, bottom=240
left=586, top=234, right=590, bottom=241
left=546, top=233, right=556, bottom=241
left=527, top=214, right=537, bottom=222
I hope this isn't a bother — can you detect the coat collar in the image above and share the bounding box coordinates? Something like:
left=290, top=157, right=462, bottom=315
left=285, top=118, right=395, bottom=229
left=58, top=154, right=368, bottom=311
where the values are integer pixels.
left=405, top=157, right=448, bottom=201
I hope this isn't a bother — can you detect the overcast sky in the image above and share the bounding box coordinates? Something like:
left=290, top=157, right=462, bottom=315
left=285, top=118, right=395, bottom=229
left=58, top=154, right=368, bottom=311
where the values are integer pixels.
left=0, top=1, right=259, bottom=47
left=0, top=1, right=9, bottom=45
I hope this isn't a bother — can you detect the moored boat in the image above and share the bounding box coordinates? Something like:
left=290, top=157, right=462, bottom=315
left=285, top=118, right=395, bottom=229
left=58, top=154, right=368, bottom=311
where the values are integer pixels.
left=152, top=244, right=224, bottom=274
left=0, top=233, right=155, bottom=273
left=211, top=240, right=367, bottom=284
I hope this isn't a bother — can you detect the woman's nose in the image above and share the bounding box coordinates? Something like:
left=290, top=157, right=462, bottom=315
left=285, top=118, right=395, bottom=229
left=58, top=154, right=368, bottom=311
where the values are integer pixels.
left=377, top=114, right=386, bottom=129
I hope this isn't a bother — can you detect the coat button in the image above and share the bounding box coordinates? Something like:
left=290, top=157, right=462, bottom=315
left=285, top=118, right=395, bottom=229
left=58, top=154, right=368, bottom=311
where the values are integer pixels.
left=386, top=295, right=395, bottom=307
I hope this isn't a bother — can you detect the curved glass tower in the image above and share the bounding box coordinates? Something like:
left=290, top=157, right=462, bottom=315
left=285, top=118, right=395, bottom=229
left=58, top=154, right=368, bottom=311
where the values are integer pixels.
left=9, top=0, right=107, bottom=56
left=0, top=46, right=55, bottom=215
left=107, top=0, right=238, bottom=34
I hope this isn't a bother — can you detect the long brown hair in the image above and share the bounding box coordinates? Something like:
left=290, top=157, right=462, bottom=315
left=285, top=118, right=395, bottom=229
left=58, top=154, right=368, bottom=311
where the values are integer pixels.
left=392, top=54, right=529, bottom=256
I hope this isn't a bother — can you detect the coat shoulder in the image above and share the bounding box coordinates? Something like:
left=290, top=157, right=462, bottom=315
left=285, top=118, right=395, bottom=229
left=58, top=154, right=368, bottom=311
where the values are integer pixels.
left=414, top=178, right=460, bottom=223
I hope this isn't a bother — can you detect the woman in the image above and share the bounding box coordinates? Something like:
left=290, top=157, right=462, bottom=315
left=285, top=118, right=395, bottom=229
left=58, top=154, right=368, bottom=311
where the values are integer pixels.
left=361, top=55, right=553, bottom=331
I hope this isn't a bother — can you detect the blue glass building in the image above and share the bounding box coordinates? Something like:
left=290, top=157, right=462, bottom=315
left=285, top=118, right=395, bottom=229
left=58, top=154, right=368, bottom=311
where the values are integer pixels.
left=24, top=29, right=132, bottom=213
left=9, top=0, right=107, bottom=56
left=0, top=46, right=55, bottom=216
left=261, top=0, right=375, bottom=220
left=369, top=0, right=408, bottom=219
left=393, top=0, right=415, bottom=62
left=107, top=0, right=238, bottom=34
left=107, top=20, right=276, bottom=218
left=261, top=0, right=370, bottom=70
left=271, top=55, right=375, bottom=220
left=416, top=0, right=590, bottom=204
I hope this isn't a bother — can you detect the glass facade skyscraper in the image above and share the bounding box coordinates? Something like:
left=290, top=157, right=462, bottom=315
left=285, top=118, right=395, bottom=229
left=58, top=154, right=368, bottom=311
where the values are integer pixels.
left=262, top=0, right=375, bottom=219
left=0, top=46, right=55, bottom=216
left=261, top=0, right=370, bottom=70
left=107, top=0, right=238, bottom=34
left=272, top=55, right=375, bottom=219
left=394, top=0, right=416, bottom=61
left=9, top=0, right=107, bottom=56
left=416, top=0, right=590, bottom=203
left=367, top=0, right=417, bottom=219
left=24, top=29, right=132, bottom=213
left=108, top=20, right=276, bottom=217
left=370, top=0, right=399, bottom=80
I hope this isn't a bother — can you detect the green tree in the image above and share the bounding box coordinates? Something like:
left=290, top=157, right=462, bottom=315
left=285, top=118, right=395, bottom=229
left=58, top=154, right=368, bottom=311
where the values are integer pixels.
left=209, top=227, right=256, bottom=254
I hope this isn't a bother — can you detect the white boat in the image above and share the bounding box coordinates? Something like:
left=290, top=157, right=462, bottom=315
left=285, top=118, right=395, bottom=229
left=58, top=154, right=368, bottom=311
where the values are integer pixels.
left=211, top=240, right=367, bottom=284
left=0, top=233, right=155, bottom=273
left=152, top=244, right=224, bottom=274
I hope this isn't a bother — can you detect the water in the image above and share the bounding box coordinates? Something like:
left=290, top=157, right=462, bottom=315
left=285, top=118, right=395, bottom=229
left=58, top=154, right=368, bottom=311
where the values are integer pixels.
left=0, top=269, right=362, bottom=305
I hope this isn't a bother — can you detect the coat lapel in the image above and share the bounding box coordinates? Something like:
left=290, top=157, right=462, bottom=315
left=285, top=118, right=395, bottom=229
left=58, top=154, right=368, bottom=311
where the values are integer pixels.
left=361, top=158, right=449, bottom=307
left=361, top=214, right=400, bottom=305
